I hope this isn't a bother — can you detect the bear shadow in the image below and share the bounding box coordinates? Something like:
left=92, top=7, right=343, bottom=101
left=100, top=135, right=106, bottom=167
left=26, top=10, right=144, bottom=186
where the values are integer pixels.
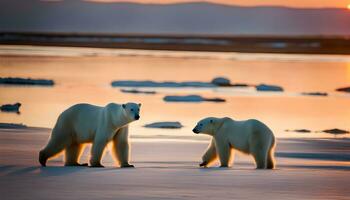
left=5, top=166, right=40, bottom=176
left=4, top=166, right=89, bottom=177
left=0, top=165, right=16, bottom=174
left=38, top=166, right=92, bottom=177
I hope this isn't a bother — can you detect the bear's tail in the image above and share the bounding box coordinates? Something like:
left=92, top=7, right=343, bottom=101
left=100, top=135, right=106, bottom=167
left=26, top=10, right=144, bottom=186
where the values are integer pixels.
left=267, top=136, right=276, bottom=169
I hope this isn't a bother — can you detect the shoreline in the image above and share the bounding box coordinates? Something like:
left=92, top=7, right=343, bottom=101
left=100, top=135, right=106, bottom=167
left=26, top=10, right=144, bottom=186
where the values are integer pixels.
left=1, top=45, right=350, bottom=64
left=1, top=32, right=350, bottom=55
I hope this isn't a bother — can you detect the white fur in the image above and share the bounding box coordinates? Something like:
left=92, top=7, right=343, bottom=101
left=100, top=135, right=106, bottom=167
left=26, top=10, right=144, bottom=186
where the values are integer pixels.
left=193, top=117, right=276, bottom=169
left=39, top=102, right=141, bottom=167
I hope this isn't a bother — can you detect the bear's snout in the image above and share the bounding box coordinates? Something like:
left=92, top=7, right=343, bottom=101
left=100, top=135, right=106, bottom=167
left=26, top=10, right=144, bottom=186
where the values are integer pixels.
left=135, top=115, right=140, bottom=120
left=192, top=128, right=200, bottom=134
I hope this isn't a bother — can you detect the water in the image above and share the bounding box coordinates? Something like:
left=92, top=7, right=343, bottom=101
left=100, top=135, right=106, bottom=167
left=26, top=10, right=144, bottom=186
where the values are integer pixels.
left=0, top=45, right=350, bottom=140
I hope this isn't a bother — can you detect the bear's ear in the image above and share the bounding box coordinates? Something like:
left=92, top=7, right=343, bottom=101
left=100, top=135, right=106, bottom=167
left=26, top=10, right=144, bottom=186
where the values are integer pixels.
left=138, top=103, right=141, bottom=107
left=122, top=104, right=126, bottom=109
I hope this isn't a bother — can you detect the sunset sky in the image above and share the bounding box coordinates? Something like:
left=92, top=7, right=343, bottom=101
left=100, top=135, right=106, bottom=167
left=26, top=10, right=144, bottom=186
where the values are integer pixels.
left=88, top=0, right=350, bottom=8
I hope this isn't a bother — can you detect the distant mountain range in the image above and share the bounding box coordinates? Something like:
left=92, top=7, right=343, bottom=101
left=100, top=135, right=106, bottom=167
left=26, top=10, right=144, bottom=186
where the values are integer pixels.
left=1, top=0, right=349, bottom=36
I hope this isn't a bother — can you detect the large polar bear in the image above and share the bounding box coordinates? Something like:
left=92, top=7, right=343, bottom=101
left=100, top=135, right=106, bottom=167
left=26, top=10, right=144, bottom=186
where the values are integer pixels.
left=192, top=117, right=276, bottom=169
left=39, top=102, right=141, bottom=168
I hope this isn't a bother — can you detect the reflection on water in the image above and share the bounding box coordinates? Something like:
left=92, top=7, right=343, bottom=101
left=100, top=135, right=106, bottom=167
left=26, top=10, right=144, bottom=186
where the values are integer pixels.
left=0, top=45, right=349, bottom=139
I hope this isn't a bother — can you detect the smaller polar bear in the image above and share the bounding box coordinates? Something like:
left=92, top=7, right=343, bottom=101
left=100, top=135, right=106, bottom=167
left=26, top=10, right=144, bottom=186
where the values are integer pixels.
left=192, top=117, right=275, bottom=169
left=39, top=102, right=141, bottom=168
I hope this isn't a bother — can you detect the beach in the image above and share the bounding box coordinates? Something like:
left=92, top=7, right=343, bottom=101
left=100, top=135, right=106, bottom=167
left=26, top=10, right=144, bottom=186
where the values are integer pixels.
left=0, top=127, right=349, bottom=200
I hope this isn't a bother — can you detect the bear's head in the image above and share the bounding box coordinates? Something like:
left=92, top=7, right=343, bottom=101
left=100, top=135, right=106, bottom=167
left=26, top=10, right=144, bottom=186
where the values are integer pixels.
left=122, top=102, right=141, bottom=121
left=192, top=117, right=218, bottom=136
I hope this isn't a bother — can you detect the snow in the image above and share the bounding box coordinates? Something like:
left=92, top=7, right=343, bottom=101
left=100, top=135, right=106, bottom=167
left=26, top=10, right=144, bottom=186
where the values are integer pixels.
left=0, top=127, right=349, bottom=200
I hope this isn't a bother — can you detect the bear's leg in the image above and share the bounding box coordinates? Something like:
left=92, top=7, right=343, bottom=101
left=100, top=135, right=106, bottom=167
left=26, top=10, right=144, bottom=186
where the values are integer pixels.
left=89, top=136, right=108, bottom=167
left=113, top=126, right=134, bottom=168
left=253, top=150, right=268, bottom=169
left=216, top=140, right=231, bottom=168
left=39, top=134, right=67, bottom=167
left=64, top=143, right=88, bottom=166
left=200, top=139, right=217, bottom=167
left=266, top=151, right=275, bottom=169
left=267, top=136, right=276, bottom=169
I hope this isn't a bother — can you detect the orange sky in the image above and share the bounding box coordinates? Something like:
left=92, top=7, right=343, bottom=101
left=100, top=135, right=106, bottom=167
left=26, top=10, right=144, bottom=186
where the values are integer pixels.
left=88, top=0, right=350, bottom=8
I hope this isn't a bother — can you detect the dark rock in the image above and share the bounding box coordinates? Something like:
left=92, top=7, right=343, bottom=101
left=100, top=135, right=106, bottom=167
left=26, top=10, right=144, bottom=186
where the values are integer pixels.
left=285, top=129, right=312, bottom=133
left=111, top=80, right=214, bottom=88
left=231, top=83, right=250, bottom=87
left=1, top=103, right=21, bottom=113
left=120, top=89, right=156, bottom=94
left=211, top=77, right=231, bottom=86
left=112, top=79, right=250, bottom=88
left=163, top=95, right=225, bottom=102
left=144, top=121, right=183, bottom=129
left=203, top=97, right=226, bottom=102
left=322, top=129, right=349, bottom=134
left=0, top=77, right=54, bottom=86
left=336, top=87, right=350, bottom=93
left=256, top=84, right=284, bottom=92
left=301, top=92, right=328, bottom=96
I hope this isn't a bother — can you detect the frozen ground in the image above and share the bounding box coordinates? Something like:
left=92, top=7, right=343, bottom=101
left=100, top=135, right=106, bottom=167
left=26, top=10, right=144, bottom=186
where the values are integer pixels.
left=0, top=127, right=349, bottom=200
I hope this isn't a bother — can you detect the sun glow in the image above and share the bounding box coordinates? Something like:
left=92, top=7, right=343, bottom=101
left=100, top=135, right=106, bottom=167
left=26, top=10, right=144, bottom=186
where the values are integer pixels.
left=347, top=4, right=350, bottom=9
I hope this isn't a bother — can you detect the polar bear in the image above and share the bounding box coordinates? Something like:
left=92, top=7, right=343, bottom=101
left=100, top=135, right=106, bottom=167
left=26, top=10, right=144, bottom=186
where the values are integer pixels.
left=39, top=102, right=141, bottom=168
left=192, top=117, right=275, bottom=169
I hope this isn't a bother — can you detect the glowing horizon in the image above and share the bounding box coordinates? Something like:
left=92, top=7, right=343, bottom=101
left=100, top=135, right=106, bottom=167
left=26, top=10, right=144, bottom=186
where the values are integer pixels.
left=85, top=0, right=350, bottom=9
